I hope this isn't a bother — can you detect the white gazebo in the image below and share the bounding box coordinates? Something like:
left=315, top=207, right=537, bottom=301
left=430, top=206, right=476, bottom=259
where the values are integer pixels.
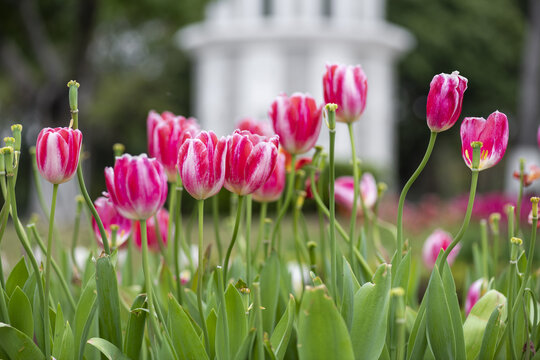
left=176, top=0, right=414, bottom=181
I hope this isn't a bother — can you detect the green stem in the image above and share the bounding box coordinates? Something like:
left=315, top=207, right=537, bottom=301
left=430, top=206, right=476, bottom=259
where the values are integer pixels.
left=126, top=236, right=133, bottom=286
left=515, top=158, right=525, bottom=236
left=253, top=282, right=265, bottom=360
left=197, top=200, right=210, bottom=353
left=212, top=195, right=223, bottom=263
left=0, top=200, right=10, bottom=322
left=174, top=179, right=184, bottom=303
left=168, top=182, right=176, bottom=254
left=245, top=195, right=252, bottom=285
left=347, top=123, right=359, bottom=271
left=71, top=197, right=84, bottom=273
left=507, top=239, right=520, bottom=360
left=140, top=220, right=162, bottom=342
left=253, top=201, right=267, bottom=267
left=293, top=198, right=305, bottom=291
left=396, top=132, right=437, bottom=263
left=328, top=106, right=338, bottom=300
left=43, top=183, right=58, bottom=360
left=270, top=155, right=296, bottom=251
left=29, top=148, right=50, bottom=218
left=223, top=195, right=245, bottom=283
left=215, top=266, right=230, bottom=358
left=480, top=220, right=489, bottom=279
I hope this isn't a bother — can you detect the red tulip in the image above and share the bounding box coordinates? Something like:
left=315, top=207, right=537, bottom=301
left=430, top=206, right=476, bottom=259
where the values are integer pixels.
left=133, top=209, right=169, bottom=252
left=35, top=127, right=82, bottom=184
left=225, top=130, right=279, bottom=196
left=253, top=152, right=286, bottom=202
left=422, top=229, right=460, bottom=269
left=460, top=111, right=509, bottom=171
left=465, top=278, right=487, bottom=316
left=323, top=63, right=368, bottom=123
left=92, top=195, right=132, bottom=248
left=177, top=131, right=227, bottom=200
left=426, top=71, right=468, bottom=132
left=269, top=93, right=322, bottom=155
left=105, top=154, right=168, bottom=220
left=236, top=117, right=274, bottom=137
left=147, top=110, right=200, bottom=182
left=334, top=174, right=378, bottom=216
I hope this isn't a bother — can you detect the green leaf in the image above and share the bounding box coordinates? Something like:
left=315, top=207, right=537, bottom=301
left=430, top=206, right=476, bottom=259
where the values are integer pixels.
left=297, top=285, right=354, bottom=360
left=74, top=277, right=97, bottom=360
left=87, top=337, right=130, bottom=360
left=350, top=263, right=391, bottom=360
left=260, top=252, right=281, bottom=334
left=425, top=265, right=455, bottom=360
left=407, top=300, right=427, bottom=359
left=463, top=290, right=506, bottom=360
left=440, top=264, right=466, bottom=359
left=225, top=284, right=248, bottom=353
left=0, top=322, right=45, bottom=359
left=52, top=303, right=65, bottom=359
left=59, top=321, right=75, bottom=360
left=206, top=309, right=217, bottom=360
left=168, top=295, right=209, bottom=360
left=270, top=295, right=296, bottom=360
left=6, top=257, right=29, bottom=297
left=478, top=304, right=505, bottom=360
left=8, top=286, right=33, bottom=338
left=95, top=255, right=122, bottom=349
left=234, top=328, right=256, bottom=360
left=340, top=258, right=360, bottom=331
left=124, top=294, right=147, bottom=360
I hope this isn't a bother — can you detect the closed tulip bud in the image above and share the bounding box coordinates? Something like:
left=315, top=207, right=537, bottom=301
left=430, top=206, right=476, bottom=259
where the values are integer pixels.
left=334, top=173, right=378, bottom=216
left=11, top=124, right=22, bottom=151
left=269, top=93, right=322, bottom=155
left=323, top=63, right=368, bottom=123
left=465, top=278, right=488, bottom=316
left=225, top=130, right=279, bottom=196
left=92, top=195, right=132, bottom=248
left=460, top=111, right=509, bottom=171
left=133, top=209, right=169, bottom=252
left=105, top=153, right=168, bottom=220
left=36, top=127, right=82, bottom=184
left=253, top=152, right=286, bottom=202
left=422, top=229, right=461, bottom=269
left=426, top=71, right=468, bottom=132
left=177, top=131, right=227, bottom=200
left=147, top=110, right=200, bottom=182
left=236, top=117, right=274, bottom=137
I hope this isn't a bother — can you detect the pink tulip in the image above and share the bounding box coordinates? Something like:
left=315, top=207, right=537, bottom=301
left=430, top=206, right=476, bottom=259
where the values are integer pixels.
left=460, top=111, right=509, bottom=171
left=323, top=63, right=368, bottom=123
left=269, top=93, right=322, bottom=155
left=177, top=131, right=227, bottom=200
left=105, top=154, right=168, bottom=220
left=426, top=71, right=468, bottom=132
left=35, top=127, right=82, bottom=184
left=225, top=130, right=279, bottom=196
left=147, top=110, right=200, bottom=182
left=133, top=209, right=169, bottom=252
left=422, top=229, right=461, bottom=269
left=92, top=195, right=132, bottom=248
left=253, top=152, right=286, bottom=202
left=465, top=278, right=487, bottom=316
left=334, top=174, right=378, bottom=216
left=236, top=117, right=274, bottom=137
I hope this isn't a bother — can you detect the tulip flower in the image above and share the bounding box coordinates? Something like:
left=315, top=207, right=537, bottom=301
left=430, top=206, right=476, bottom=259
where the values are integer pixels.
left=133, top=209, right=169, bottom=251
left=92, top=195, right=132, bottom=248
left=269, top=93, right=322, bottom=155
left=105, top=153, right=168, bottom=220
left=460, top=111, right=509, bottom=171
left=35, top=127, right=83, bottom=184
left=236, top=117, right=274, bottom=137
left=422, top=229, right=461, bottom=269
left=426, top=71, right=468, bottom=132
left=323, top=63, right=368, bottom=123
left=513, top=164, right=540, bottom=187
left=465, top=278, right=487, bottom=316
left=334, top=173, right=378, bottom=216
left=177, top=131, right=227, bottom=200
left=225, top=130, right=279, bottom=195
left=253, top=152, right=286, bottom=202
left=147, top=110, right=200, bottom=182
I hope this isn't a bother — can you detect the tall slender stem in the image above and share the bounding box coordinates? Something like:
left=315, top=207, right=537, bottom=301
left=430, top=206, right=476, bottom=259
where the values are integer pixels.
left=245, top=195, right=252, bottom=285
left=270, top=155, right=297, bottom=251
left=480, top=220, right=489, bottom=279
left=140, top=220, right=161, bottom=342
left=223, top=195, right=245, bottom=282
left=515, top=158, right=525, bottom=236
left=174, top=178, right=184, bottom=303
left=212, top=195, right=224, bottom=263
left=29, top=148, right=50, bottom=218
left=327, top=105, right=338, bottom=300
left=71, top=196, right=84, bottom=273
left=197, top=200, right=210, bottom=353
left=253, top=201, right=267, bottom=267
left=396, top=132, right=437, bottom=263
left=347, top=123, right=359, bottom=271
left=43, top=183, right=58, bottom=360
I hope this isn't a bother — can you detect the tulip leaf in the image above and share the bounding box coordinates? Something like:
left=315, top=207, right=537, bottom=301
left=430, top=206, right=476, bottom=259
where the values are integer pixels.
left=0, top=322, right=45, bottom=359
left=260, top=252, right=281, bottom=334
left=87, top=337, right=130, bottom=360
left=52, top=303, right=66, bottom=359
left=124, top=294, right=147, bottom=360
left=234, top=328, right=256, bottom=360
left=297, top=285, right=354, bottom=360
left=206, top=309, right=217, bottom=360
left=168, top=295, right=209, bottom=360
left=440, top=263, right=466, bottom=359
left=74, top=277, right=97, bottom=360
left=6, top=257, right=28, bottom=297
left=8, top=286, right=33, bottom=339
left=478, top=305, right=505, bottom=360
left=341, top=258, right=360, bottom=331
left=350, top=263, right=391, bottom=360
left=59, top=321, right=75, bottom=360
left=270, top=294, right=296, bottom=360
left=95, top=255, right=122, bottom=349
left=225, top=284, right=248, bottom=352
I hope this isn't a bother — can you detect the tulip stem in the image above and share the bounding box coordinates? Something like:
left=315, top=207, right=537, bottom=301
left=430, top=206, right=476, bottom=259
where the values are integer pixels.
left=223, top=195, right=245, bottom=283
left=327, top=104, right=338, bottom=301
left=254, top=201, right=267, bottom=267
left=270, top=155, right=296, bottom=253
left=29, top=148, right=50, bottom=218
left=197, top=200, right=211, bottom=353
left=245, top=195, right=252, bottom=285
left=347, top=122, right=359, bottom=272
left=174, top=178, right=184, bottom=303
left=71, top=196, right=84, bottom=274
left=212, top=195, right=223, bottom=263
left=43, top=183, right=58, bottom=358
left=396, top=131, right=437, bottom=263
left=515, top=158, right=525, bottom=236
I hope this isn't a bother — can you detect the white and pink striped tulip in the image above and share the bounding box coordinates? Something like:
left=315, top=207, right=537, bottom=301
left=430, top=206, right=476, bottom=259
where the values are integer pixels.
left=334, top=173, right=378, bottom=216
left=422, top=229, right=461, bottom=269
left=92, top=194, right=132, bottom=248
left=36, top=127, right=82, bottom=184
left=426, top=71, right=468, bottom=132
left=253, top=152, right=286, bottom=202
left=236, top=117, right=274, bottom=137
left=105, top=154, right=168, bottom=220
left=323, top=63, right=368, bottom=123
left=269, top=93, right=322, bottom=155
left=460, top=111, right=509, bottom=171
left=177, top=131, right=228, bottom=200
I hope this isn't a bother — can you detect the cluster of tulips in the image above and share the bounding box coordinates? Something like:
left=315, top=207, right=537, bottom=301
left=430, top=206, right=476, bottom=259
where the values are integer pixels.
left=0, top=62, right=538, bottom=360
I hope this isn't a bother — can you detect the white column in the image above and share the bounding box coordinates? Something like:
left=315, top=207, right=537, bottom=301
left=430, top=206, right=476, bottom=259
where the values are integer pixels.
left=362, top=0, right=385, bottom=21
left=332, top=0, right=361, bottom=23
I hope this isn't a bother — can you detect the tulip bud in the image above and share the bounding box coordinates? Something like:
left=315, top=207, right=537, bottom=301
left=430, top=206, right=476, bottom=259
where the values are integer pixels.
left=35, top=127, right=83, bottom=184
left=11, top=124, right=22, bottom=152
left=422, top=229, right=461, bottom=269
left=334, top=173, right=378, bottom=217
left=426, top=71, right=468, bottom=132
left=67, top=80, right=80, bottom=112
left=113, top=143, right=125, bottom=157
left=92, top=195, right=132, bottom=248
left=3, top=137, right=15, bottom=149
left=323, top=63, right=368, bottom=123
left=1, top=147, right=14, bottom=177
